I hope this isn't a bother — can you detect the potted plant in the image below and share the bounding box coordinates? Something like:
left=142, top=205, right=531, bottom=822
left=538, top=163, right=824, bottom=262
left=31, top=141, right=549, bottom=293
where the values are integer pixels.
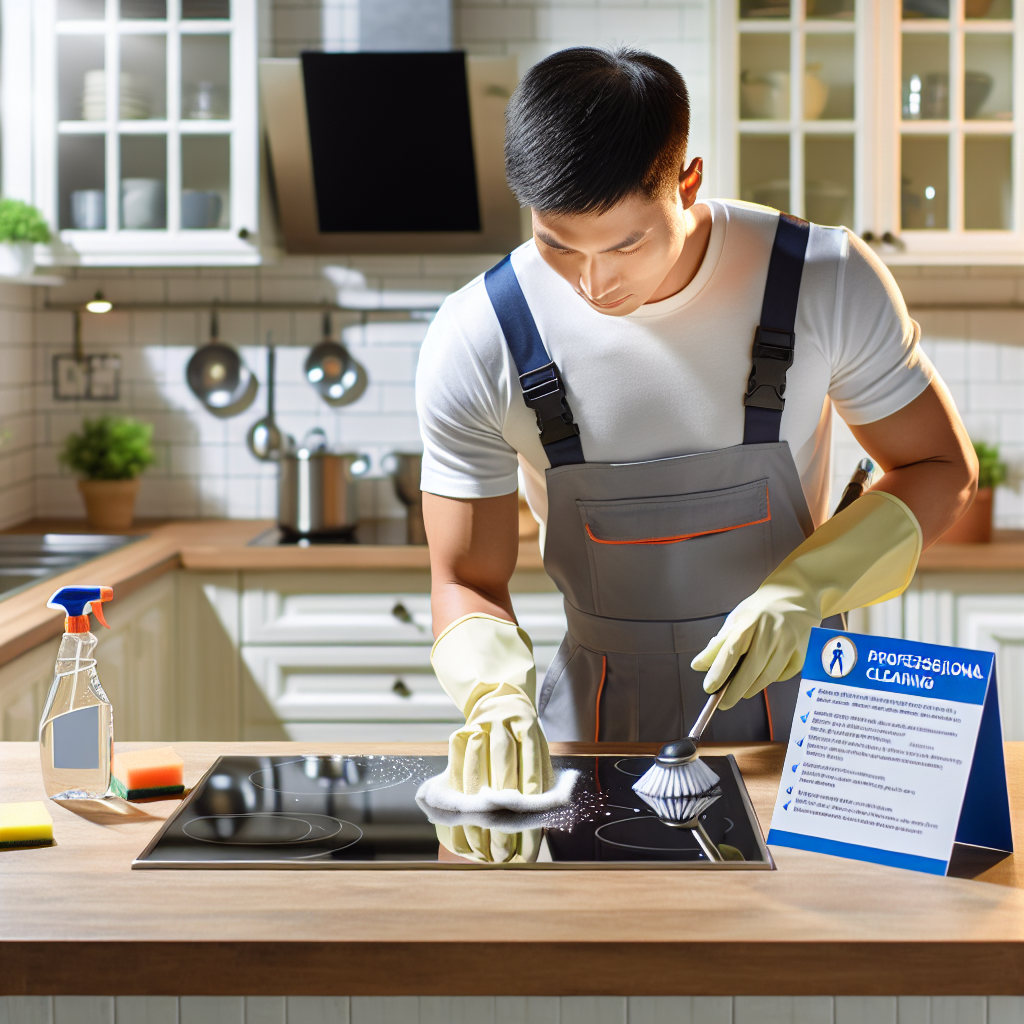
left=939, top=440, right=1007, bottom=544
left=59, top=417, right=156, bottom=530
left=0, top=198, right=51, bottom=277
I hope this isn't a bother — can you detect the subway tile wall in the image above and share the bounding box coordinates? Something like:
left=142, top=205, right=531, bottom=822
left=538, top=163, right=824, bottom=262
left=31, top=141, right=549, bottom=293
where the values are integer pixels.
left=0, top=283, right=36, bottom=529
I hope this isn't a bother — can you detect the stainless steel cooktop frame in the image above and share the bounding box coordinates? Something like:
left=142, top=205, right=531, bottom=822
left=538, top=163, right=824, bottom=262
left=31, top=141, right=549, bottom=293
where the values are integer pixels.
left=132, top=754, right=775, bottom=870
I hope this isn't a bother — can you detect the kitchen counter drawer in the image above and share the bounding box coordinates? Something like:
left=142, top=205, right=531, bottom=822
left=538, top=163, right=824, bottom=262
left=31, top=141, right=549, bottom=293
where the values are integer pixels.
left=242, top=587, right=567, bottom=646
left=242, top=644, right=562, bottom=725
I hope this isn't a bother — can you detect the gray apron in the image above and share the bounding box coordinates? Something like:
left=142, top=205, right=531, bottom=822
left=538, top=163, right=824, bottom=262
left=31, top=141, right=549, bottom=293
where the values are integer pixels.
left=485, top=214, right=831, bottom=744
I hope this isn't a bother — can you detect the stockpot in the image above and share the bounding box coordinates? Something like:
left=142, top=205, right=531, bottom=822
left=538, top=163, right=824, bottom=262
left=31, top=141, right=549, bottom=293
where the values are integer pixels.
left=278, top=446, right=369, bottom=537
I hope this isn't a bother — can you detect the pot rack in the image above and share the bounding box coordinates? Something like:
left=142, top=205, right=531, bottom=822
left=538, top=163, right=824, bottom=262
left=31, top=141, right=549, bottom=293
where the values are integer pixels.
left=43, top=298, right=429, bottom=321
left=41, top=295, right=1024, bottom=314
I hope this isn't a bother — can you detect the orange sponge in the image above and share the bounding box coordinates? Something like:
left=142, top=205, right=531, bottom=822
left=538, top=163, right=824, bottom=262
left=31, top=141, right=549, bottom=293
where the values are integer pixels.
left=112, top=746, right=185, bottom=801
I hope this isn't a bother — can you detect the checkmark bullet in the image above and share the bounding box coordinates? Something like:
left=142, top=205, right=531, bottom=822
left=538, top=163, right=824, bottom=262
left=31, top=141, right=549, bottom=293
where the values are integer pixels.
left=791, top=763, right=800, bottom=773
left=806, top=687, right=816, bottom=698
left=797, top=737, right=805, bottom=747
left=784, top=801, right=791, bottom=811
left=786, top=786, right=793, bottom=795
left=800, top=712, right=810, bottom=723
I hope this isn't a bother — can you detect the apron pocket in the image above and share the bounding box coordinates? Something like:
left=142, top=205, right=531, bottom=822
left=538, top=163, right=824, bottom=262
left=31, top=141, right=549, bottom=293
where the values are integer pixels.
left=577, top=478, right=773, bottom=620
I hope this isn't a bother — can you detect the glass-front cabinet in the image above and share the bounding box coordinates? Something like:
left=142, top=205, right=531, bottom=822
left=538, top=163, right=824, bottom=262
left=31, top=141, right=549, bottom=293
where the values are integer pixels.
left=5, top=0, right=259, bottom=266
left=715, top=0, right=1024, bottom=263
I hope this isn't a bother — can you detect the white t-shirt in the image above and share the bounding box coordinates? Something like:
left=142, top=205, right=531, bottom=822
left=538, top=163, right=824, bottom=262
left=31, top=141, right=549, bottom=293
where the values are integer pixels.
left=416, top=199, right=933, bottom=530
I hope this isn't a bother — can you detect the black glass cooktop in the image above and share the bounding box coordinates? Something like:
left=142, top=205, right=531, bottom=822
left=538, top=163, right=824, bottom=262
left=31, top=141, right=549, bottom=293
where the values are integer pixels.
left=133, top=754, right=772, bottom=869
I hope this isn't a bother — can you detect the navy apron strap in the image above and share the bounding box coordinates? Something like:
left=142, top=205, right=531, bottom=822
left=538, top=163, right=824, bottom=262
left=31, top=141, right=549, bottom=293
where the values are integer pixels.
left=484, top=255, right=585, bottom=467
left=743, top=213, right=810, bottom=445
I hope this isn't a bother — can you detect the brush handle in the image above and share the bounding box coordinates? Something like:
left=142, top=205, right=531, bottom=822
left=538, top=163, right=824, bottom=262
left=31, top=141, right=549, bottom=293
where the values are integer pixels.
left=687, top=651, right=748, bottom=741
left=687, top=687, right=725, bottom=742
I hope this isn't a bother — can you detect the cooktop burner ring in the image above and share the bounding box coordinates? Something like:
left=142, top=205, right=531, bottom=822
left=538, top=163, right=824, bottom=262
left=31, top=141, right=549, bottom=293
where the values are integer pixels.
left=594, top=815, right=711, bottom=854
left=181, top=812, right=363, bottom=855
left=613, top=757, right=655, bottom=778
left=248, top=755, right=420, bottom=796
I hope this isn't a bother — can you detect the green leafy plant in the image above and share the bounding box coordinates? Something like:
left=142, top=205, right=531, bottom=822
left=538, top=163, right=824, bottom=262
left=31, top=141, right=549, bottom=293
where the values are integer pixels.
left=974, top=440, right=1007, bottom=491
left=0, top=198, right=51, bottom=244
left=59, top=417, right=155, bottom=481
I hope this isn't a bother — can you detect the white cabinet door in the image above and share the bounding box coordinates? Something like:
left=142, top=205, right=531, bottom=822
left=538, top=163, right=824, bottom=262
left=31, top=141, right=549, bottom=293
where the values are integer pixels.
left=958, top=594, right=1024, bottom=740
left=241, top=585, right=567, bottom=646
left=98, top=571, right=177, bottom=741
left=241, top=642, right=561, bottom=733
left=0, top=638, right=60, bottom=741
left=861, top=585, right=1024, bottom=739
left=11, top=0, right=262, bottom=267
left=242, top=590, right=434, bottom=645
left=713, top=0, right=1024, bottom=264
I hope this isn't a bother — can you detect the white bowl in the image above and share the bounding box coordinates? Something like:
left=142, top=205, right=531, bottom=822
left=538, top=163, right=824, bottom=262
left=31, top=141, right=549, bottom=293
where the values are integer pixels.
left=740, top=71, right=830, bottom=120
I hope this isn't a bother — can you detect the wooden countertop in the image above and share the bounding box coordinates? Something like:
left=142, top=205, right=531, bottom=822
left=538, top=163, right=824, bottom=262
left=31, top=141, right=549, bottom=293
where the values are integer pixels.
left=0, top=517, right=1017, bottom=671
left=0, top=520, right=545, bottom=668
left=2, top=740, right=1023, bottom=997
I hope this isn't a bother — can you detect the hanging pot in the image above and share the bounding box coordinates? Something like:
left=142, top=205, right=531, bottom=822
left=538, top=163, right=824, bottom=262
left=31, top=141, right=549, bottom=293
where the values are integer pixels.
left=186, top=308, right=258, bottom=418
left=304, top=310, right=369, bottom=408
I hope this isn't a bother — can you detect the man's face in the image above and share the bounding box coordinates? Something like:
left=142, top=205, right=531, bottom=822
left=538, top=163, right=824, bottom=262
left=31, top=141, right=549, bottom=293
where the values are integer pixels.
left=531, top=183, right=689, bottom=317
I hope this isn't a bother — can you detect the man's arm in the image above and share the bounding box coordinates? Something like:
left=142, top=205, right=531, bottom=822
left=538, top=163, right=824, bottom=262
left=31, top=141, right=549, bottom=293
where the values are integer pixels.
left=423, top=490, right=520, bottom=637
left=848, top=376, right=978, bottom=545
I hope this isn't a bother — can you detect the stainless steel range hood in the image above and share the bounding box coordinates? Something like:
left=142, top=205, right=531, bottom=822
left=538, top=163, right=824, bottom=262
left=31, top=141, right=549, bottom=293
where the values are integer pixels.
left=260, top=54, right=523, bottom=255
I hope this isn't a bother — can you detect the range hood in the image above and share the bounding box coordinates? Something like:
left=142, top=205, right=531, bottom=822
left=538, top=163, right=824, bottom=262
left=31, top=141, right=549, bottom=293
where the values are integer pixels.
left=260, top=53, right=524, bottom=254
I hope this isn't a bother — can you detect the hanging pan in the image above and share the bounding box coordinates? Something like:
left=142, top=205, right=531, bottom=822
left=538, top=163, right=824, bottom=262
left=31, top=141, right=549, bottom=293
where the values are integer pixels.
left=304, top=310, right=368, bottom=408
left=186, top=308, right=258, bottom=418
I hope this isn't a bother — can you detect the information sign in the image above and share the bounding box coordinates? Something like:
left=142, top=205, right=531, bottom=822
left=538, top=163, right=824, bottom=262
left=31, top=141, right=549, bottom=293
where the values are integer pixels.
left=766, top=627, right=1012, bottom=875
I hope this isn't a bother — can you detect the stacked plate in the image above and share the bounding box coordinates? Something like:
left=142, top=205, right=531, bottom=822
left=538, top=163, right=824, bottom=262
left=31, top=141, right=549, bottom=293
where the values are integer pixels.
left=82, top=70, right=150, bottom=120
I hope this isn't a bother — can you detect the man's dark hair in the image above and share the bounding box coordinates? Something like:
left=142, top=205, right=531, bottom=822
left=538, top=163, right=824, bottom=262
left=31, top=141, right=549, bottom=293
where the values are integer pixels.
left=505, top=47, right=690, bottom=215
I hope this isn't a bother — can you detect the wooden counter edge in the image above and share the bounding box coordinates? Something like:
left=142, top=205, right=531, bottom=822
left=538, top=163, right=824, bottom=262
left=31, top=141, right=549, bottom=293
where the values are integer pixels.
left=4, top=940, right=1022, bottom=996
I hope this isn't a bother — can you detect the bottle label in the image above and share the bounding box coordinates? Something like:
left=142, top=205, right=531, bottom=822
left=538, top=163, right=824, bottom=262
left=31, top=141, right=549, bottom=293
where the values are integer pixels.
left=52, top=706, right=100, bottom=769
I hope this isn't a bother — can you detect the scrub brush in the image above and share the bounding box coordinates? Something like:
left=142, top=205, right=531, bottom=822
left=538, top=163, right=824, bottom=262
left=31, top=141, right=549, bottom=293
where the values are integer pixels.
left=632, top=687, right=726, bottom=801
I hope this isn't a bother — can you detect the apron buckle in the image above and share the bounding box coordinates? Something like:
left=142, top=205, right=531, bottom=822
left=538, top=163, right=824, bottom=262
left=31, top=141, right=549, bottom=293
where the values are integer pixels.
left=743, top=326, right=795, bottom=412
left=520, top=361, right=582, bottom=446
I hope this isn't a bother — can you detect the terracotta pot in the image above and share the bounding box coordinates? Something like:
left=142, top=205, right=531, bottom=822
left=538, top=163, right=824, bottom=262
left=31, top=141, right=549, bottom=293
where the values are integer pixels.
left=77, top=478, right=140, bottom=531
left=938, top=487, right=993, bottom=544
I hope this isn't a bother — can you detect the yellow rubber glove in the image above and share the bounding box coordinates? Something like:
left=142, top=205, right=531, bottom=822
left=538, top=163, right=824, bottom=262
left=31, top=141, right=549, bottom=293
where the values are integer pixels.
left=435, top=823, right=542, bottom=864
left=431, top=613, right=555, bottom=795
left=692, top=491, right=922, bottom=710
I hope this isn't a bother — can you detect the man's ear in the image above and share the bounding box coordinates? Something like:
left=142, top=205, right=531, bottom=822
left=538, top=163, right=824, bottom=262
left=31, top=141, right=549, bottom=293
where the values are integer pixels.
left=679, top=157, right=704, bottom=209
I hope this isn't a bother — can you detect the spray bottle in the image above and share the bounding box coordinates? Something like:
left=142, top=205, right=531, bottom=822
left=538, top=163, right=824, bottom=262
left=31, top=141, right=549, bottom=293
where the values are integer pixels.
left=39, top=586, right=114, bottom=800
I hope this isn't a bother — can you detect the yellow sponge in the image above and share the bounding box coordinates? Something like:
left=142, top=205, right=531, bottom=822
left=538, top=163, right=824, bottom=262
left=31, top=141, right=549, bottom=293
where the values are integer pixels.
left=0, top=801, right=54, bottom=849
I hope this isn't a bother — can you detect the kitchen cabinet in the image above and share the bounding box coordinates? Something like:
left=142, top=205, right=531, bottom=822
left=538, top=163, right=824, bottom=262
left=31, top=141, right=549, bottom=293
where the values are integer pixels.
left=1, top=0, right=263, bottom=267
left=0, top=571, right=178, bottom=742
left=238, top=571, right=566, bottom=742
left=0, top=638, right=60, bottom=741
left=713, top=0, right=1024, bottom=262
left=852, top=570, right=1024, bottom=737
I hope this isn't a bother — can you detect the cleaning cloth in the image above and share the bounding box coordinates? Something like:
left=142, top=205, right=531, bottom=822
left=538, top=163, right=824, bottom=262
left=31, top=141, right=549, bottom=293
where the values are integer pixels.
left=0, top=801, right=54, bottom=849
left=416, top=767, right=578, bottom=816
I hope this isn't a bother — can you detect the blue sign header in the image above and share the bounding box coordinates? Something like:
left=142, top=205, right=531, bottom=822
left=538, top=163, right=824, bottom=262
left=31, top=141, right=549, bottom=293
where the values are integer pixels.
left=803, top=627, right=993, bottom=705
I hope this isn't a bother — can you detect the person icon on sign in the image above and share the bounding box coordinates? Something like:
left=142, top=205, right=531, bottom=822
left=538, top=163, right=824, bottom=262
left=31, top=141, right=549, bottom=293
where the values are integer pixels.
left=829, top=642, right=844, bottom=676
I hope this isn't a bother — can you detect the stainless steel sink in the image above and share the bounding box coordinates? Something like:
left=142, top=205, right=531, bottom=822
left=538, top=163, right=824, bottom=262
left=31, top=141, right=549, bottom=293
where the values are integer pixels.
left=0, top=534, right=139, bottom=600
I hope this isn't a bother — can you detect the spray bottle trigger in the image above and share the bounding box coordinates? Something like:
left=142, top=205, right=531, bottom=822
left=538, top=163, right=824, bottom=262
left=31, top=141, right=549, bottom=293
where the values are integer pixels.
left=90, top=601, right=110, bottom=629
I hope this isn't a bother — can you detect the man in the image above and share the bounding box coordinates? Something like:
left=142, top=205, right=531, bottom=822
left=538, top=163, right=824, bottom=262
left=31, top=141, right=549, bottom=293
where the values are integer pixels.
left=416, top=47, right=977, bottom=796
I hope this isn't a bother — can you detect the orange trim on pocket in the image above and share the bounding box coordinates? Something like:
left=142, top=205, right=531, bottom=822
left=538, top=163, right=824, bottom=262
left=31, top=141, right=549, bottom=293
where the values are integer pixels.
left=594, top=655, right=608, bottom=744
left=584, top=486, right=771, bottom=546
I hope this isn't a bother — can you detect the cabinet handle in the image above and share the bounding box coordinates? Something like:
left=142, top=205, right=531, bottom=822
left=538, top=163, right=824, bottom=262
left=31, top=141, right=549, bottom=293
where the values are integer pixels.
left=882, top=231, right=905, bottom=250
left=861, top=230, right=876, bottom=243
left=391, top=602, right=425, bottom=630
left=392, top=679, right=412, bottom=698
